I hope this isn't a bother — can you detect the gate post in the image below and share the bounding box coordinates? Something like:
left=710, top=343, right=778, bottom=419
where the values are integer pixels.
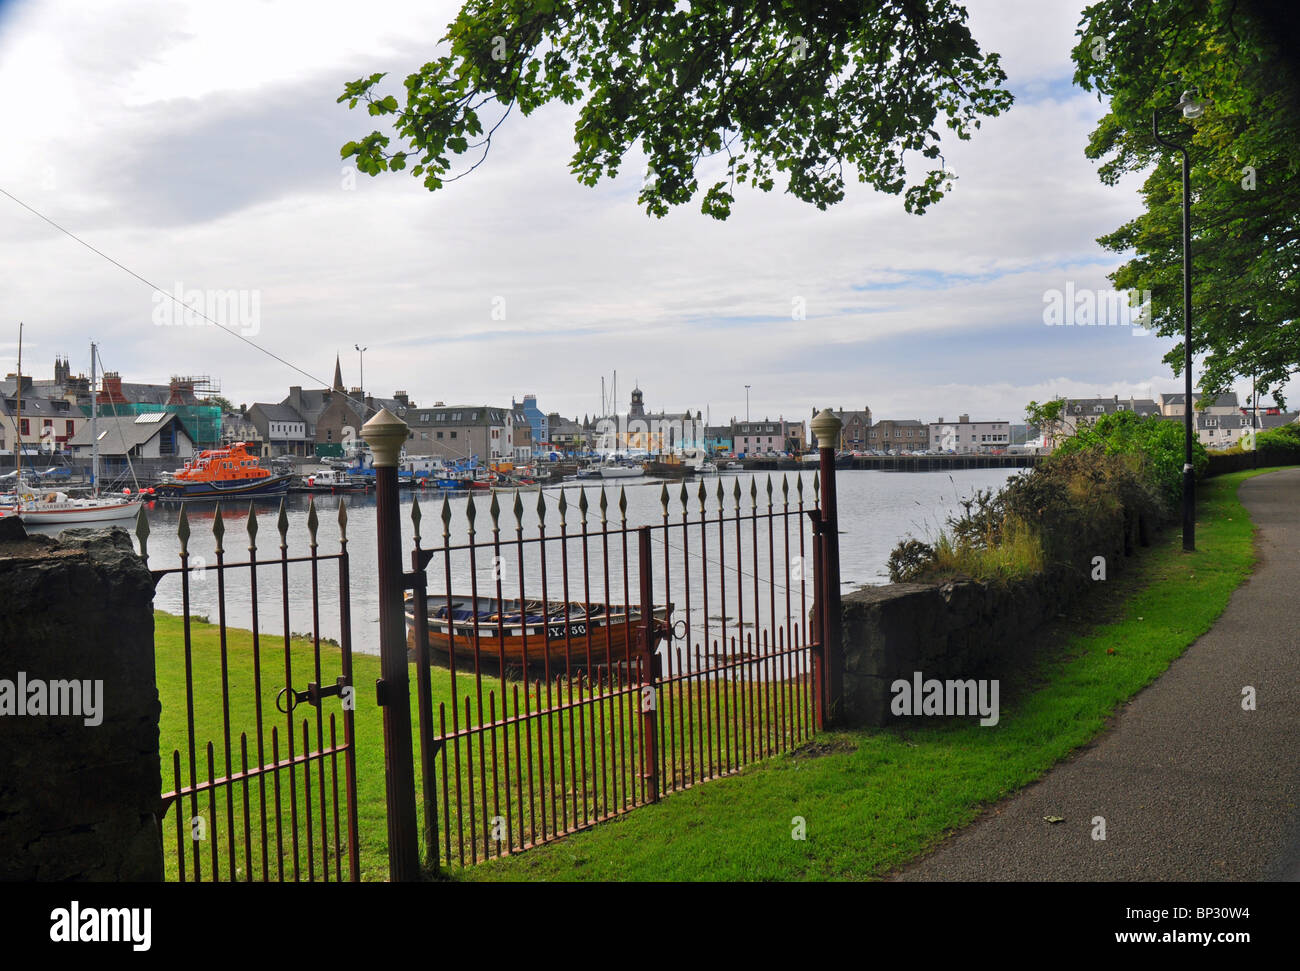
left=637, top=526, right=660, bottom=802
left=810, top=409, right=844, bottom=728
left=363, top=407, right=421, bottom=881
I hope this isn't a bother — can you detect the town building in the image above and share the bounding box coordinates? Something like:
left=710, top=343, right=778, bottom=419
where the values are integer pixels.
left=868, top=418, right=929, bottom=452
left=588, top=387, right=707, bottom=456
left=67, top=412, right=195, bottom=471
left=1, top=380, right=82, bottom=456
left=405, top=405, right=514, bottom=462
left=731, top=417, right=806, bottom=456
left=928, top=415, right=1009, bottom=453
left=246, top=403, right=311, bottom=457
left=546, top=413, right=588, bottom=454
left=515, top=395, right=549, bottom=454
left=820, top=406, right=872, bottom=451
left=1043, top=395, right=1161, bottom=446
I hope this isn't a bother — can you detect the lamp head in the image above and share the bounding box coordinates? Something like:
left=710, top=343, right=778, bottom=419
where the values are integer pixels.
left=1178, top=89, right=1205, bottom=119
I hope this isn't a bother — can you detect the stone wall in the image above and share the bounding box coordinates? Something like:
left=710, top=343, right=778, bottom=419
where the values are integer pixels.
left=0, top=518, right=163, bottom=880
left=834, top=507, right=1139, bottom=727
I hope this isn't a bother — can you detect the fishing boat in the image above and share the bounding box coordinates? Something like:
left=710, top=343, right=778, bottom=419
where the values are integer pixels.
left=153, top=442, right=294, bottom=500
left=405, top=594, right=673, bottom=672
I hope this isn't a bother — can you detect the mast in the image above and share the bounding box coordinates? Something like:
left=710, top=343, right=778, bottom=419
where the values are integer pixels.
left=13, top=322, right=21, bottom=489
left=91, top=340, right=98, bottom=496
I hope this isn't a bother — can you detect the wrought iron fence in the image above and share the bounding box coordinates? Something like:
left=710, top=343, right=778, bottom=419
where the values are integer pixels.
left=137, top=498, right=361, bottom=882
left=401, top=472, right=826, bottom=870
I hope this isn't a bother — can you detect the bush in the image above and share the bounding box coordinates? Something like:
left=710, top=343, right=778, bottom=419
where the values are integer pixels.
left=1256, top=423, right=1300, bottom=456
left=887, top=416, right=1172, bottom=585
left=1052, top=410, right=1207, bottom=508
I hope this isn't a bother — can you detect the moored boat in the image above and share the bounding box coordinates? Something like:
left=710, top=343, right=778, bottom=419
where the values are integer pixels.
left=1, top=490, right=139, bottom=525
left=598, top=463, right=644, bottom=479
left=405, top=593, right=672, bottom=672
left=153, top=443, right=294, bottom=500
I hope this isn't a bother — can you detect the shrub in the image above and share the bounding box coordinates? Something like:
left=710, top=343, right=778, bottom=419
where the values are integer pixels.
left=1256, top=423, right=1300, bottom=456
left=887, top=425, right=1169, bottom=585
left=1053, top=410, right=1207, bottom=508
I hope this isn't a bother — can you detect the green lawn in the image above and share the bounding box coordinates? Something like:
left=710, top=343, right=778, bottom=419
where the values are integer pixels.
left=462, top=468, right=1272, bottom=881
left=153, top=469, right=1273, bottom=881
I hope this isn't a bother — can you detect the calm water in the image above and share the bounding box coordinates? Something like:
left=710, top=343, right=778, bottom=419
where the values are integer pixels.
left=31, top=468, right=1019, bottom=659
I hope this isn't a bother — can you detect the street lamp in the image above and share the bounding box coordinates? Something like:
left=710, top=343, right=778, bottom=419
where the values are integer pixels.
left=1152, top=88, right=1206, bottom=553
left=744, top=384, right=751, bottom=423
left=355, top=344, right=367, bottom=412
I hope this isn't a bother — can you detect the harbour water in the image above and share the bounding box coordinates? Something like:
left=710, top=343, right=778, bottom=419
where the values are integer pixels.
left=39, top=467, right=1021, bottom=658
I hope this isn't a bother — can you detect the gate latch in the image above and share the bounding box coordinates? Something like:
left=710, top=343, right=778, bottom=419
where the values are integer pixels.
left=276, top=676, right=349, bottom=714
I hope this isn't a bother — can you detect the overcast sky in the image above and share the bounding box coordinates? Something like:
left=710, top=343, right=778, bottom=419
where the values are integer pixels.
left=0, top=0, right=1288, bottom=425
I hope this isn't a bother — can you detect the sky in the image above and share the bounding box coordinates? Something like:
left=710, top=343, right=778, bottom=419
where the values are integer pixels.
left=0, top=0, right=1290, bottom=426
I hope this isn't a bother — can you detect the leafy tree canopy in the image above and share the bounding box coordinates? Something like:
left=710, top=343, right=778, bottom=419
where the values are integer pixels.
left=1072, top=0, right=1300, bottom=406
left=339, top=0, right=1013, bottom=220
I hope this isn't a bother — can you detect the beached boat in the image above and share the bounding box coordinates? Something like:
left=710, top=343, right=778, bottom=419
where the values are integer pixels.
left=153, top=443, right=294, bottom=500
left=405, top=593, right=672, bottom=671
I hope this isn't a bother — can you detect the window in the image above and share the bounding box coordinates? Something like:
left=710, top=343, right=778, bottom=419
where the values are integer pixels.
left=450, top=431, right=458, bottom=439
left=65, top=420, right=75, bottom=435
left=436, top=431, right=443, bottom=439
left=20, top=419, right=29, bottom=435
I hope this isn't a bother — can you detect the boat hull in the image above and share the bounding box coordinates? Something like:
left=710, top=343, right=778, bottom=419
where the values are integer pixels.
left=405, top=595, right=672, bottom=672
left=152, top=473, right=295, bottom=501
left=7, top=499, right=140, bottom=524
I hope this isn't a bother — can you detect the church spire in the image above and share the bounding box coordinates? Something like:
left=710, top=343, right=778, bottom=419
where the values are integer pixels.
left=333, top=354, right=344, bottom=392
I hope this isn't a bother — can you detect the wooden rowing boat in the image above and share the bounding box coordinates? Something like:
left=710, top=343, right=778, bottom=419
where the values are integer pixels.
left=404, top=593, right=672, bottom=672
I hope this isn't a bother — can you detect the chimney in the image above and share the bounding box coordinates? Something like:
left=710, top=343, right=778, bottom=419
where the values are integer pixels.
left=959, top=414, right=969, bottom=424
left=98, top=372, right=127, bottom=404
left=289, top=386, right=303, bottom=411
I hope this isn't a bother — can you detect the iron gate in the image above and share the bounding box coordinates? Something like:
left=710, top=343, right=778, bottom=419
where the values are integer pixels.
left=138, top=498, right=361, bottom=882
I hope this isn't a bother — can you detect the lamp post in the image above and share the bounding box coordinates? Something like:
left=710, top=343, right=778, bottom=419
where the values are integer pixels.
left=1152, top=89, right=1204, bottom=553
left=744, top=384, right=751, bottom=423
left=354, top=344, right=367, bottom=415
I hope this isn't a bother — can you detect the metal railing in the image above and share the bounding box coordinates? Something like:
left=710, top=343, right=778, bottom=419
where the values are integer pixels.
left=137, top=498, right=361, bottom=882
left=387, top=465, right=835, bottom=873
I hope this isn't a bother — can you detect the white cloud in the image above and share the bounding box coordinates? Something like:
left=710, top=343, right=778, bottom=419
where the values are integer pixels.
left=0, top=0, right=1290, bottom=423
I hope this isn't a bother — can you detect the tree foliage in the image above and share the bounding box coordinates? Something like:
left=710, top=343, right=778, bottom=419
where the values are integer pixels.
left=339, top=0, right=1013, bottom=219
left=1072, top=0, right=1300, bottom=405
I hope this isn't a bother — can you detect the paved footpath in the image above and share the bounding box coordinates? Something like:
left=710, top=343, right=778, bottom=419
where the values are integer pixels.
left=896, top=468, right=1300, bottom=881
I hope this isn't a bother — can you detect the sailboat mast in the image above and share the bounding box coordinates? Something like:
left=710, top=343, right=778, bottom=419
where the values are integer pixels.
left=91, top=341, right=98, bottom=496
left=13, top=322, right=21, bottom=485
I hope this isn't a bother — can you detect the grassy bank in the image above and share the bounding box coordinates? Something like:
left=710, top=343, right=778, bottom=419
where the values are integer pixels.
left=462, top=468, right=1273, bottom=881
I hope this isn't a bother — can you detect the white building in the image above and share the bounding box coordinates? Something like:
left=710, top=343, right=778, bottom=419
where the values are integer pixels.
left=929, top=414, right=1011, bottom=454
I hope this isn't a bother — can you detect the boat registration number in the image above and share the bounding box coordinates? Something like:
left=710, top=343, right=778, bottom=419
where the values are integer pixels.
left=546, top=622, right=588, bottom=639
